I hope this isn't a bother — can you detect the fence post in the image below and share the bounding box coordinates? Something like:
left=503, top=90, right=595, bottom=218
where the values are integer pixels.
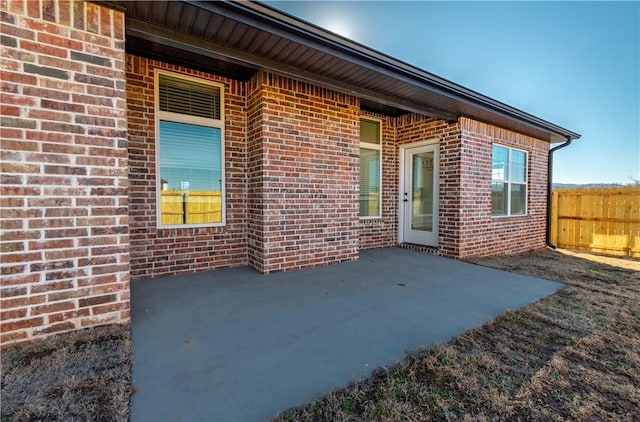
left=550, top=190, right=559, bottom=246
left=182, top=192, right=187, bottom=225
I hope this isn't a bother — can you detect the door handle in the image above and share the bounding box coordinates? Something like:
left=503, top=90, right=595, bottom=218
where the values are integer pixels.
left=403, top=199, right=408, bottom=202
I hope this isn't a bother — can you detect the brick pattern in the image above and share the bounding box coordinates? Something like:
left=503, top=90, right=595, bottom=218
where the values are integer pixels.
left=246, top=70, right=265, bottom=270
left=357, top=111, right=467, bottom=255
left=0, top=0, right=129, bottom=348
left=127, top=63, right=362, bottom=276
left=366, top=113, right=548, bottom=259
left=457, top=117, right=549, bottom=257
left=358, top=111, right=398, bottom=249
left=1, top=2, right=553, bottom=347
left=247, top=71, right=360, bottom=273
left=396, top=115, right=463, bottom=256
left=125, top=55, right=247, bottom=279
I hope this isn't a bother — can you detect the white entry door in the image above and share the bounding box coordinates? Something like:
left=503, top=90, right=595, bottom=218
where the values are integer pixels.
left=400, top=143, right=439, bottom=246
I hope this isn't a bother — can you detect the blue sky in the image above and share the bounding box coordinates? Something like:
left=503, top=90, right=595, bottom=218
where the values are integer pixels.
left=266, top=1, right=640, bottom=185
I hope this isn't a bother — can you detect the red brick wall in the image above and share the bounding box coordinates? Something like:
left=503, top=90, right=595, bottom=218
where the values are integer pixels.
left=0, top=0, right=129, bottom=347
left=381, top=114, right=547, bottom=258
left=246, top=71, right=266, bottom=270
left=396, top=114, right=463, bottom=256
left=358, top=111, right=398, bottom=249
left=357, top=111, right=470, bottom=256
left=125, top=56, right=247, bottom=279
left=457, top=117, right=548, bottom=257
left=0, top=1, right=552, bottom=348
left=128, top=66, right=360, bottom=275
left=247, top=71, right=360, bottom=273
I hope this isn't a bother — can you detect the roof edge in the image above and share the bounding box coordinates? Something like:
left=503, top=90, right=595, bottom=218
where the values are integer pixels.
left=224, top=0, right=580, bottom=141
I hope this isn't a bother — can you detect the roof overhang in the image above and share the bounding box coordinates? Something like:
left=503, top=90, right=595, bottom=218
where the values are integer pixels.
left=101, top=0, right=580, bottom=142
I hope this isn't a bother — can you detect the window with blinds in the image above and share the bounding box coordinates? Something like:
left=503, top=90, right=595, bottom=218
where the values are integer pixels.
left=155, top=71, right=225, bottom=227
left=158, top=74, right=221, bottom=120
left=359, top=118, right=382, bottom=218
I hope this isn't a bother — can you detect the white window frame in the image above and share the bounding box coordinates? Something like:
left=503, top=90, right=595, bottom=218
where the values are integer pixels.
left=359, top=117, right=383, bottom=219
left=491, top=144, right=528, bottom=217
left=154, top=69, right=226, bottom=228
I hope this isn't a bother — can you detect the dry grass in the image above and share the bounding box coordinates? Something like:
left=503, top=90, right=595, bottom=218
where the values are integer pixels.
left=274, top=248, right=640, bottom=421
left=1, top=324, right=132, bottom=422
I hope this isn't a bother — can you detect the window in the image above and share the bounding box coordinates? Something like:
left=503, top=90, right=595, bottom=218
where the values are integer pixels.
left=156, top=71, right=225, bottom=227
left=491, top=145, right=527, bottom=216
left=359, top=118, right=381, bottom=218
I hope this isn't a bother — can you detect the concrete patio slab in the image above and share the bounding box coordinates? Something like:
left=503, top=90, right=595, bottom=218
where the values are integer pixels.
left=130, top=247, right=563, bottom=422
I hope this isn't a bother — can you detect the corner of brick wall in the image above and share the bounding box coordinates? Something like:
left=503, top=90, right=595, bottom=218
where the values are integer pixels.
left=1, top=0, right=129, bottom=348
left=253, top=71, right=360, bottom=272
left=389, top=115, right=548, bottom=259
left=457, top=117, right=549, bottom=258
left=246, top=70, right=267, bottom=272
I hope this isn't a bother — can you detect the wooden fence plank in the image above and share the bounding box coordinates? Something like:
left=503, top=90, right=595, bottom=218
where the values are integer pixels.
left=160, top=191, right=185, bottom=225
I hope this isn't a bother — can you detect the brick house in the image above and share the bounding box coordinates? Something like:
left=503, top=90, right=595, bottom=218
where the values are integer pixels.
left=0, top=0, right=579, bottom=347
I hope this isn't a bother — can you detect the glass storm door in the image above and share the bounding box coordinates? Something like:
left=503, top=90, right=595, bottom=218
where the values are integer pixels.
left=402, top=143, right=439, bottom=246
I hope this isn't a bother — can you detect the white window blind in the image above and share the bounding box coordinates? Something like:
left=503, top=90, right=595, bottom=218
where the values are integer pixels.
left=159, top=121, right=222, bottom=191
left=158, top=73, right=221, bottom=120
left=359, top=119, right=382, bottom=218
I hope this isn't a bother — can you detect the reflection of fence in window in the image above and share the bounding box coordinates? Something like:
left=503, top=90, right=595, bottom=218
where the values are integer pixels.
left=360, top=192, right=379, bottom=217
left=160, top=191, right=222, bottom=225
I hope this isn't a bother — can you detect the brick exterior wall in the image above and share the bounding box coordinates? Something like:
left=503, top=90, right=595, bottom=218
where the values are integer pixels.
left=246, top=70, right=266, bottom=270
left=396, top=115, right=463, bottom=256
left=362, top=114, right=548, bottom=258
left=125, top=56, right=247, bottom=279
left=0, top=0, right=129, bottom=347
left=0, top=1, right=552, bottom=347
left=358, top=112, right=462, bottom=253
left=127, top=63, right=361, bottom=276
left=247, top=71, right=360, bottom=273
left=457, top=117, right=549, bottom=257
left=358, top=111, right=398, bottom=249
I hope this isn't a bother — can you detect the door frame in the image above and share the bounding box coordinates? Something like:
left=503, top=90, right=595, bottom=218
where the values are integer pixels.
left=398, top=139, right=440, bottom=246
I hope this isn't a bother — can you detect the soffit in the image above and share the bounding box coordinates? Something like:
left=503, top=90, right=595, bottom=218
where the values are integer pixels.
left=102, top=0, right=580, bottom=142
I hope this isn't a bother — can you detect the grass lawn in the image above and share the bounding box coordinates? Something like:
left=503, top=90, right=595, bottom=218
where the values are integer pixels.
left=1, top=324, right=131, bottom=422
left=1, top=248, right=638, bottom=421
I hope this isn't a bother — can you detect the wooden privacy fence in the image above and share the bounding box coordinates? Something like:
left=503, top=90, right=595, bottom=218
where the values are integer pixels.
left=160, top=190, right=222, bottom=225
left=550, top=187, right=640, bottom=258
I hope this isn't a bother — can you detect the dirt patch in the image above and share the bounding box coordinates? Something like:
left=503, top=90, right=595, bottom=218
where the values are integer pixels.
left=1, top=324, right=132, bottom=422
left=274, top=248, right=640, bottom=421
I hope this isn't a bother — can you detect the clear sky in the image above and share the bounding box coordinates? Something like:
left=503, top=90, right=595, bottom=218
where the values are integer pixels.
left=266, top=1, right=640, bottom=185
